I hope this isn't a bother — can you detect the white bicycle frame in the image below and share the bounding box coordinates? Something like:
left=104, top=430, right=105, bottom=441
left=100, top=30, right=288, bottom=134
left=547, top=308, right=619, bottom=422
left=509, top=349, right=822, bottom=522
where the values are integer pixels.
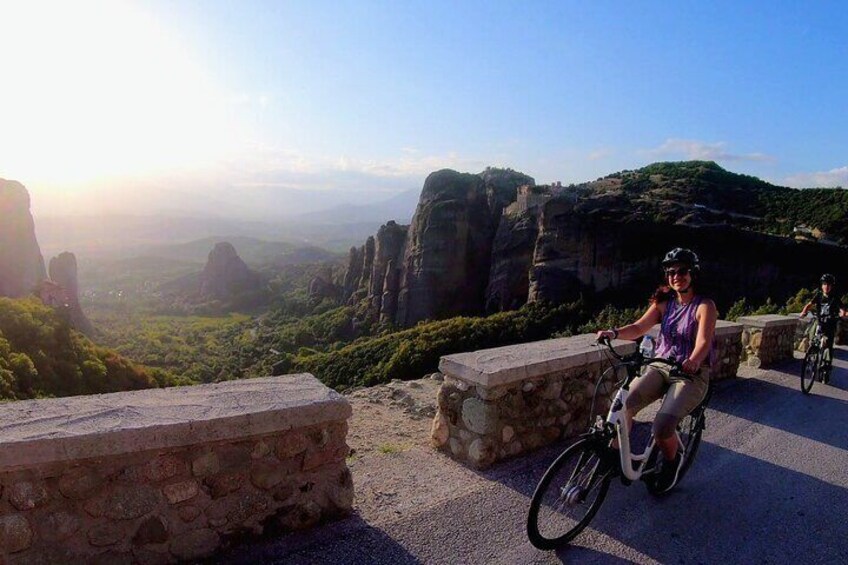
left=604, top=385, right=683, bottom=482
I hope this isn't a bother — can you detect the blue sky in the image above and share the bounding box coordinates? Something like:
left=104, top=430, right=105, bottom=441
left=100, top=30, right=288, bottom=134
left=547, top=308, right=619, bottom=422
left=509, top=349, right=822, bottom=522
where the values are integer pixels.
left=2, top=1, right=846, bottom=216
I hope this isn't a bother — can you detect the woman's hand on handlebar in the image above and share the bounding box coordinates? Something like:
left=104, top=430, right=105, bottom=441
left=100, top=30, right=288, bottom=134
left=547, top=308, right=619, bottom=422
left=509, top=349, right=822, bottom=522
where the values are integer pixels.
left=596, top=330, right=616, bottom=342
left=681, top=358, right=701, bottom=375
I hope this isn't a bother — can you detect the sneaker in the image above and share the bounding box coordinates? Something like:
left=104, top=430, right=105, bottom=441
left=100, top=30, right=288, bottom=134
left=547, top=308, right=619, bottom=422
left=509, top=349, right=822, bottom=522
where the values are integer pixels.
left=652, top=450, right=685, bottom=494
left=821, top=361, right=832, bottom=384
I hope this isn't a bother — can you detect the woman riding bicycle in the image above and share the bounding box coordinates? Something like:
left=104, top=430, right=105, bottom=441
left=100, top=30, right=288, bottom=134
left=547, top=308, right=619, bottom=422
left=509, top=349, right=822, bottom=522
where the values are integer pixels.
left=596, top=247, right=717, bottom=493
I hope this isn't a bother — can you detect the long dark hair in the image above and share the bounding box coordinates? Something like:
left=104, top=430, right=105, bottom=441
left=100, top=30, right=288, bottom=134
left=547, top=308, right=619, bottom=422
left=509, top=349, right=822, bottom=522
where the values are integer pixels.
left=649, top=268, right=711, bottom=305
left=649, top=284, right=675, bottom=305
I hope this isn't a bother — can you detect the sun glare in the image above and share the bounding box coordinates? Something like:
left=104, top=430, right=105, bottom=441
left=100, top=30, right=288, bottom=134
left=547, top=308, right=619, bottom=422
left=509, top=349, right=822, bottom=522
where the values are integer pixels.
left=0, top=1, right=242, bottom=191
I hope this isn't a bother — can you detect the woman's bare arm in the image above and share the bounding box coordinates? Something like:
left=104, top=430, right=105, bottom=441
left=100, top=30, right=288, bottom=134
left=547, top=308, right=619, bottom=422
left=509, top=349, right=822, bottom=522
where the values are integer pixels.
left=684, top=299, right=718, bottom=373
left=597, top=303, right=663, bottom=341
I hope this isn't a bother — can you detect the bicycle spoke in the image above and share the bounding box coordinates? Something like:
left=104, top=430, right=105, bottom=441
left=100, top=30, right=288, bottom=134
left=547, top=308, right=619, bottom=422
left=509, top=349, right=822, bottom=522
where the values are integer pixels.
left=528, top=440, right=612, bottom=548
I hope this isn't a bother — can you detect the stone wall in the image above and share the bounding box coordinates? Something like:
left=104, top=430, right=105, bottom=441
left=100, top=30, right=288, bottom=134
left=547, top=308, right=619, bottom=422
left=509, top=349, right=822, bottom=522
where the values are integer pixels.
left=709, top=322, right=745, bottom=380
left=430, top=335, right=636, bottom=469
left=786, top=313, right=814, bottom=352
left=0, top=374, right=352, bottom=563
left=738, top=315, right=798, bottom=368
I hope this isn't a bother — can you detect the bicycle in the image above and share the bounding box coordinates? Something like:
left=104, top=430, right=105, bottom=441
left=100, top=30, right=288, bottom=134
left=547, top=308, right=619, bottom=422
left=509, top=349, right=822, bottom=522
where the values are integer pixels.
left=526, top=336, right=712, bottom=550
left=800, top=312, right=833, bottom=394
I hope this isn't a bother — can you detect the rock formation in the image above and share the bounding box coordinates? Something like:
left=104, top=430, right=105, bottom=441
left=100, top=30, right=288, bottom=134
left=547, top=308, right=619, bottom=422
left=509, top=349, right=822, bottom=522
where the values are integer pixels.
left=341, top=168, right=534, bottom=326
left=199, top=242, right=261, bottom=300
left=309, top=266, right=342, bottom=303
left=343, top=162, right=848, bottom=327
left=342, top=225, right=406, bottom=318
left=485, top=208, right=541, bottom=313
left=0, top=179, right=46, bottom=297
left=48, top=252, right=95, bottom=335
left=342, top=246, right=363, bottom=298
left=394, top=169, right=533, bottom=326
left=527, top=192, right=848, bottom=308
left=369, top=221, right=407, bottom=319
left=360, top=236, right=375, bottom=298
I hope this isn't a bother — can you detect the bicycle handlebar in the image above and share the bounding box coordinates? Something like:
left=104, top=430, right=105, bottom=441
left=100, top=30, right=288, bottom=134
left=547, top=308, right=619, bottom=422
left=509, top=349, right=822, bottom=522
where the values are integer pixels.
left=596, top=335, right=686, bottom=375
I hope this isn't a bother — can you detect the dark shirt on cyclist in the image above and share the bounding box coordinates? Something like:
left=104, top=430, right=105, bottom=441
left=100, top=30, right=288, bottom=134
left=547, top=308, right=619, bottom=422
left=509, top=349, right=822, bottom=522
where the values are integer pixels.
left=811, top=291, right=844, bottom=336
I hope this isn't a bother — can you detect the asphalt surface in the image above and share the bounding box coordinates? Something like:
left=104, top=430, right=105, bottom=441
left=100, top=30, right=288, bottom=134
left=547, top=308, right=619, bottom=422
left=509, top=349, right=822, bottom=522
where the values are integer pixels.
left=219, top=348, right=848, bottom=564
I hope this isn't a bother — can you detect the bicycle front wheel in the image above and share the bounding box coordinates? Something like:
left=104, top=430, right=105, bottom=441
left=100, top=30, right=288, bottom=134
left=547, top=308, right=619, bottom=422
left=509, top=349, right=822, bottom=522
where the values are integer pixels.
left=527, top=439, right=613, bottom=550
left=801, top=347, right=818, bottom=394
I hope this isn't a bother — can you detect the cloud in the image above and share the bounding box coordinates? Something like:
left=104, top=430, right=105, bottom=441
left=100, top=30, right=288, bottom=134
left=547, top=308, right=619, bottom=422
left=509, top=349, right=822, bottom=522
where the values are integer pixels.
left=587, top=147, right=614, bottom=161
left=644, top=138, right=774, bottom=163
left=783, top=166, right=848, bottom=188
left=228, top=145, right=489, bottom=184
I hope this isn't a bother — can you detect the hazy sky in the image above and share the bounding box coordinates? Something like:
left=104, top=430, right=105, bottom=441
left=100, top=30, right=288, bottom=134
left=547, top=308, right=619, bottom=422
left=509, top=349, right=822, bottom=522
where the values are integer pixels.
left=2, top=0, right=847, bottom=217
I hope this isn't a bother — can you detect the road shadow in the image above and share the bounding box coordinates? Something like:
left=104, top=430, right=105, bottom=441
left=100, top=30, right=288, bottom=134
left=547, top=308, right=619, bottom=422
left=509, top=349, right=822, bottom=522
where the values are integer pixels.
left=482, top=439, right=848, bottom=564
left=767, top=345, right=848, bottom=383
left=212, top=513, right=423, bottom=565
left=767, top=345, right=848, bottom=390
left=708, top=371, right=848, bottom=451
left=561, top=440, right=846, bottom=563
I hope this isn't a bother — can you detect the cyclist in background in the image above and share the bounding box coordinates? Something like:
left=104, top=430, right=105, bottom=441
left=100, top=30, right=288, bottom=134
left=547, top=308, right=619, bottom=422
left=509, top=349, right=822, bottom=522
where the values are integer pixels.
left=596, top=247, right=717, bottom=493
left=800, top=274, right=847, bottom=377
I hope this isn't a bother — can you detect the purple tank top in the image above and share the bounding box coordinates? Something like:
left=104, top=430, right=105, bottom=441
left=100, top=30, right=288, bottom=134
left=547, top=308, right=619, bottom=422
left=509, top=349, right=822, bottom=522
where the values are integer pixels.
left=655, top=296, right=715, bottom=366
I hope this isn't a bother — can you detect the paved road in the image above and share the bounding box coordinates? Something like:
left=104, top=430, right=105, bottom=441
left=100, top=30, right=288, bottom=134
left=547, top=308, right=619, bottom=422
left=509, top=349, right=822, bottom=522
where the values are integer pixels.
left=220, top=348, right=848, bottom=564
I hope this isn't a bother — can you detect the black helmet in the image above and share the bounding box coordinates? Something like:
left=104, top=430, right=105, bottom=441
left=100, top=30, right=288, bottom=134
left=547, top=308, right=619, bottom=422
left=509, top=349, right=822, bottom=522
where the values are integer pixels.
left=662, top=247, right=700, bottom=271
left=821, top=273, right=836, bottom=285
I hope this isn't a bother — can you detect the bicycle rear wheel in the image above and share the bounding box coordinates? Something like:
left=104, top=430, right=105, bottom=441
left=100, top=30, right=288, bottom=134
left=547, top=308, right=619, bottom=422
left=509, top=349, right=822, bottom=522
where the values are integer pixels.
left=675, top=405, right=706, bottom=482
left=644, top=405, right=706, bottom=495
left=527, top=439, right=613, bottom=549
left=800, top=347, right=818, bottom=394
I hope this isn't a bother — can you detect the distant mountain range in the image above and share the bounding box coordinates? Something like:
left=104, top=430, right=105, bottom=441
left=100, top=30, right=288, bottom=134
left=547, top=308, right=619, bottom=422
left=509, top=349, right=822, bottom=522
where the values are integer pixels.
left=35, top=188, right=420, bottom=260
left=295, top=188, right=419, bottom=224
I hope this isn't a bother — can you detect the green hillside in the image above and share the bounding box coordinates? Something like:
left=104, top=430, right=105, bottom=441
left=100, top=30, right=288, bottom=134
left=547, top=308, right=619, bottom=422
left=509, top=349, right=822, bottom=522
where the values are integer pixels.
left=0, top=297, right=178, bottom=400
left=587, top=161, right=848, bottom=243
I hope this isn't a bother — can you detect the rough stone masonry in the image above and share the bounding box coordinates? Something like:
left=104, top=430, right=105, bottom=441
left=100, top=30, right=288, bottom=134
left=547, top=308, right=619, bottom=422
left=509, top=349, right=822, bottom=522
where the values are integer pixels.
left=0, top=374, right=353, bottom=564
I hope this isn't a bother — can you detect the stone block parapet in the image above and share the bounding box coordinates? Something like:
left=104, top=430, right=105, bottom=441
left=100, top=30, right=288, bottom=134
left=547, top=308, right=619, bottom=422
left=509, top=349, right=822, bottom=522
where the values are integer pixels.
left=646, top=320, right=743, bottom=381
left=738, top=315, right=798, bottom=368
left=0, top=374, right=353, bottom=563
left=786, top=313, right=815, bottom=352
left=431, top=334, right=636, bottom=469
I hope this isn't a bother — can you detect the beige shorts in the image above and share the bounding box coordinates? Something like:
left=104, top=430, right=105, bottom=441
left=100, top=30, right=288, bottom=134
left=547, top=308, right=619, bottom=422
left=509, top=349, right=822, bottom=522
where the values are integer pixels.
left=625, top=363, right=709, bottom=419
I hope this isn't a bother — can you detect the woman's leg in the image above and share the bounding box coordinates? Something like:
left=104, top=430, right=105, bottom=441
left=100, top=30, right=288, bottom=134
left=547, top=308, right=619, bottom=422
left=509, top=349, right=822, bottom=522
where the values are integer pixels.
left=618, top=367, right=666, bottom=448
left=655, top=371, right=709, bottom=459
left=653, top=414, right=682, bottom=460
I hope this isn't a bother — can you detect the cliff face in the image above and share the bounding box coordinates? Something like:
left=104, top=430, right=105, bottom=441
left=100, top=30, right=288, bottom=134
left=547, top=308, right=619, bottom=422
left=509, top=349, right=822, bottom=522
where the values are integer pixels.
left=0, top=179, right=46, bottom=297
left=340, top=168, right=534, bottom=327
left=528, top=193, right=848, bottom=309
left=48, top=252, right=95, bottom=335
left=343, top=163, right=848, bottom=327
left=485, top=210, right=540, bottom=313
left=308, top=265, right=342, bottom=303
left=199, top=242, right=261, bottom=299
left=370, top=221, right=407, bottom=322
left=395, top=169, right=535, bottom=326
